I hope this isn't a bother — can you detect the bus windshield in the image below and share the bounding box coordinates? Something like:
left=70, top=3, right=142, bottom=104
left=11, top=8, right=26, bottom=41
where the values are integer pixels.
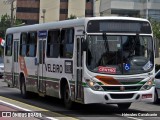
left=86, top=35, right=154, bottom=75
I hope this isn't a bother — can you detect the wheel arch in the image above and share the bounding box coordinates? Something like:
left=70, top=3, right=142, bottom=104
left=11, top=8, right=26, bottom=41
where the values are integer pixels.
left=19, top=72, right=25, bottom=89
left=59, top=77, right=71, bottom=99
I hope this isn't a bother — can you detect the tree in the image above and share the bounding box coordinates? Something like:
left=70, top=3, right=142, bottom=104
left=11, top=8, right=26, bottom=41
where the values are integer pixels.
left=0, top=14, right=22, bottom=39
left=68, top=14, right=77, bottom=19
left=149, top=18, right=160, bottom=63
left=149, top=18, right=160, bottom=40
left=0, top=14, right=22, bottom=56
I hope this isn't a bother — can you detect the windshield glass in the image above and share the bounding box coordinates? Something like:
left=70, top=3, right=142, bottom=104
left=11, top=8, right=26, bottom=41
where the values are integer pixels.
left=86, top=35, right=153, bottom=75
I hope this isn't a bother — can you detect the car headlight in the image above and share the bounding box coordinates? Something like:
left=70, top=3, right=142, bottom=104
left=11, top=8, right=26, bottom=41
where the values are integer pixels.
left=140, top=78, right=154, bottom=91
left=85, top=79, right=104, bottom=91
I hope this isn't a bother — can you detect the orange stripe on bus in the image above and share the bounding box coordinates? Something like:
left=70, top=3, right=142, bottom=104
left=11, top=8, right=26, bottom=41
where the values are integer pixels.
left=95, top=75, right=121, bottom=85
left=19, top=56, right=28, bottom=77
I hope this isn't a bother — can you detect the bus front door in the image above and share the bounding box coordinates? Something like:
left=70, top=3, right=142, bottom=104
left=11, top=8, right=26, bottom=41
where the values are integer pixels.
left=76, top=36, right=84, bottom=101
left=38, top=40, right=46, bottom=93
left=13, top=41, right=19, bottom=87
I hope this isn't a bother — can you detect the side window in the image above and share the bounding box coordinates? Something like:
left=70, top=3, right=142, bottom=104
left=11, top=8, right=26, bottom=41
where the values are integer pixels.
left=27, top=32, right=37, bottom=57
left=47, top=30, right=60, bottom=58
left=60, top=28, right=74, bottom=58
left=20, top=33, right=27, bottom=56
left=5, top=34, right=13, bottom=56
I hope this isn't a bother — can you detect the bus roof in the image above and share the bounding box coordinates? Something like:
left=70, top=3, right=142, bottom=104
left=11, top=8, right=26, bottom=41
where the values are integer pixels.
left=6, top=16, right=149, bottom=34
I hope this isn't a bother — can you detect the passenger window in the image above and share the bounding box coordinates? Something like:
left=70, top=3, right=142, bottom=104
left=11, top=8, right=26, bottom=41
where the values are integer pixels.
left=47, top=30, right=60, bottom=58
left=27, top=32, right=37, bottom=57
left=5, top=34, right=13, bottom=56
left=20, top=33, right=27, bottom=56
left=60, top=28, right=74, bottom=58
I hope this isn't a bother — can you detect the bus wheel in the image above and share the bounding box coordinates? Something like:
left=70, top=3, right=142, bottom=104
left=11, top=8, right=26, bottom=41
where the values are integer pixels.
left=64, top=84, right=73, bottom=109
left=117, top=103, right=131, bottom=110
left=20, top=78, right=28, bottom=99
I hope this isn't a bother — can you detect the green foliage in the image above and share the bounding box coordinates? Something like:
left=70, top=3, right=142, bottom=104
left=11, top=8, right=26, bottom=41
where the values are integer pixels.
left=0, top=14, right=10, bottom=39
left=68, top=14, right=77, bottom=19
left=0, top=14, right=23, bottom=39
left=0, top=14, right=22, bottom=56
left=149, top=18, right=160, bottom=40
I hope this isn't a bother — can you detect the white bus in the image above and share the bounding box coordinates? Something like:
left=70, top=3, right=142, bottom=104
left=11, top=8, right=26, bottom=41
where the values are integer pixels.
left=4, top=17, right=155, bottom=109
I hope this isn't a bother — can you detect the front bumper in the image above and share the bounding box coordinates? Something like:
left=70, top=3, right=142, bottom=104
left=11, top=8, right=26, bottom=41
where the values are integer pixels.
left=84, top=86, right=154, bottom=104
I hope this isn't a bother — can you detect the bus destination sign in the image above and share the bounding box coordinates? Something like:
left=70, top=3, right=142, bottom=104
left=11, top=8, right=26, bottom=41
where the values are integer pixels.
left=38, top=31, right=47, bottom=38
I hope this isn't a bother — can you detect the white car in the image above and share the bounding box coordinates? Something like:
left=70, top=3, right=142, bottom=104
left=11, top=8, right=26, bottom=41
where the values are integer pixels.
left=0, top=57, right=4, bottom=78
left=154, top=69, right=160, bottom=103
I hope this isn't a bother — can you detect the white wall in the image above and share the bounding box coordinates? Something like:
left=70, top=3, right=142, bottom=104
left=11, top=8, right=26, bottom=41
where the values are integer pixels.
left=68, top=0, right=85, bottom=18
left=39, top=0, right=60, bottom=23
left=0, top=0, right=16, bottom=18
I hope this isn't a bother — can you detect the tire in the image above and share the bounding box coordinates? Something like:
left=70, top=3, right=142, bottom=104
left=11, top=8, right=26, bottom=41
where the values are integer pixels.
left=154, top=89, right=160, bottom=104
left=7, top=84, right=10, bottom=87
left=20, top=77, right=29, bottom=99
left=117, top=103, right=131, bottom=110
left=64, top=84, right=73, bottom=109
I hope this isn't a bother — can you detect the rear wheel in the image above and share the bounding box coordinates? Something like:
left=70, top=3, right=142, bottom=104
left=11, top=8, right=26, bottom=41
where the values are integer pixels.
left=20, top=77, right=29, bottom=99
left=117, top=103, right=131, bottom=110
left=64, top=84, right=73, bottom=109
left=7, top=84, right=10, bottom=87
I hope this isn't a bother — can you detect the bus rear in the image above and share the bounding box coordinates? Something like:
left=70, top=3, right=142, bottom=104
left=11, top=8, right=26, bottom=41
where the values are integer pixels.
left=82, top=17, right=154, bottom=109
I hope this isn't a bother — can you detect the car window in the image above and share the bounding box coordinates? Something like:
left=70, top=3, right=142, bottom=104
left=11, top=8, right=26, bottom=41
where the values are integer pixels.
left=155, top=70, right=160, bottom=79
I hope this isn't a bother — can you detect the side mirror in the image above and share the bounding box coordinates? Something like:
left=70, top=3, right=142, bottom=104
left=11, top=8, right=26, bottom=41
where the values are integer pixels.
left=155, top=38, right=159, bottom=58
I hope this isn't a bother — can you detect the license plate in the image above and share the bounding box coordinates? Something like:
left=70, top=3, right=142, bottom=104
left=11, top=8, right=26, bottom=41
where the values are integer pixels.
left=142, top=94, right=152, bottom=99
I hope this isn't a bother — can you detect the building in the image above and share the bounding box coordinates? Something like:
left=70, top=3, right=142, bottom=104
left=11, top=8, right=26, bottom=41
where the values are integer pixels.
left=0, top=0, right=16, bottom=19
left=15, top=0, right=100, bottom=24
left=16, top=0, right=40, bottom=25
left=39, top=0, right=100, bottom=23
left=100, top=0, right=160, bottom=21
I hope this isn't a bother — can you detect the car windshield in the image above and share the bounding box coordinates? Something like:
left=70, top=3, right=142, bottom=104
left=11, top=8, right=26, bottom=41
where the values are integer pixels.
left=86, top=35, right=153, bottom=75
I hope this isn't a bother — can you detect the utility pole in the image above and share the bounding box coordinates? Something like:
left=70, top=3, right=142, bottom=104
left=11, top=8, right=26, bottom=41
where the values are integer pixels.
left=10, top=0, right=14, bottom=27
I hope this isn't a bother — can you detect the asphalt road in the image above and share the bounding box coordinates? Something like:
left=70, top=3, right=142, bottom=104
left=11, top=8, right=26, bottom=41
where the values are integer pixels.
left=0, top=78, right=160, bottom=120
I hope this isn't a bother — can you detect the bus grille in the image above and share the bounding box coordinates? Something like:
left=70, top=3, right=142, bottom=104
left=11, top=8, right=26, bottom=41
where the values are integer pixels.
left=102, top=85, right=142, bottom=92
left=110, top=93, right=134, bottom=99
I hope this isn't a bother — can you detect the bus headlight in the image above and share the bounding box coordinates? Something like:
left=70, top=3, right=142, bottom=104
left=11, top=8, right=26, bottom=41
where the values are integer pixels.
left=140, top=78, right=154, bottom=91
left=85, top=79, right=104, bottom=91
